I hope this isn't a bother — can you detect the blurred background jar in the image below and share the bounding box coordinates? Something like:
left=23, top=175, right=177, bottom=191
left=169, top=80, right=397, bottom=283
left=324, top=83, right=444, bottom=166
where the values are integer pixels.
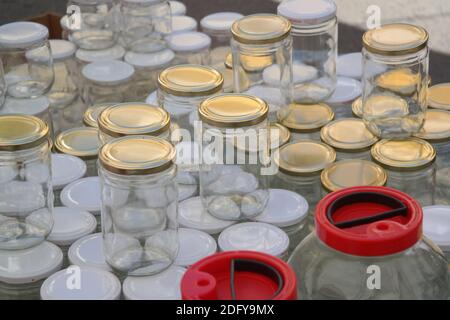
left=99, top=136, right=179, bottom=276
left=169, top=0, right=186, bottom=16
left=169, top=15, right=197, bottom=34
left=277, top=0, right=337, bottom=104
left=325, top=77, right=362, bottom=119
left=362, top=24, right=429, bottom=139
left=0, top=115, right=53, bottom=250
left=371, top=138, right=436, bottom=206
left=167, top=31, right=211, bottom=65
left=0, top=22, right=54, bottom=99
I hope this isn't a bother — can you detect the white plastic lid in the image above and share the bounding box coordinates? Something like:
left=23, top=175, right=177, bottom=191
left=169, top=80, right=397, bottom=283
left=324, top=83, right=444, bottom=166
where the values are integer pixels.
left=47, top=207, right=97, bottom=246
left=167, top=31, right=211, bottom=52
left=61, top=177, right=101, bottom=214
left=255, top=189, right=309, bottom=227
left=1, top=96, right=50, bottom=116
left=49, top=39, right=76, bottom=61
left=82, top=60, right=135, bottom=84
left=263, top=63, right=318, bottom=86
left=68, top=233, right=111, bottom=271
left=218, top=222, right=290, bottom=258
left=145, top=90, right=157, bottom=105
left=326, top=77, right=362, bottom=104
left=51, top=154, right=87, bottom=190
left=0, top=241, right=62, bottom=284
left=423, top=205, right=450, bottom=252
left=178, top=197, right=235, bottom=235
left=124, top=49, right=175, bottom=69
left=40, top=266, right=121, bottom=300
left=123, top=265, right=186, bottom=300
left=169, top=1, right=187, bottom=16
left=337, top=52, right=362, bottom=80
left=175, top=228, right=217, bottom=267
left=76, top=45, right=126, bottom=63
left=0, top=21, right=49, bottom=48
left=278, top=0, right=337, bottom=25
left=171, top=16, right=198, bottom=34
left=200, top=12, right=243, bottom=32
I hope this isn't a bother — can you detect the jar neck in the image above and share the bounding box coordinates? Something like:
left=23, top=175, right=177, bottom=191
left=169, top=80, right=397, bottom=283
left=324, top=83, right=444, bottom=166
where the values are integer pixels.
left=290, top=17, right=337, bottom=36
left=363, top=46, right=429, bottom=65
left=99, top=164, right=177, bottom=187
left=231, top=37, right=292, bottom=56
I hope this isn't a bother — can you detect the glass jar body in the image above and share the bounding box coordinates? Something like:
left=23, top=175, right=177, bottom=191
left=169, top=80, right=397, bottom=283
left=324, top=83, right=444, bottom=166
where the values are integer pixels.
left=433, top=141, right=450, bottom=205
left=98, top=128, right=171, bottom=145
left=172, top=48, right=211, bottom=66
left=82, top=80, right=131, bottom=107
left=203, top=29, right=232, bottom=66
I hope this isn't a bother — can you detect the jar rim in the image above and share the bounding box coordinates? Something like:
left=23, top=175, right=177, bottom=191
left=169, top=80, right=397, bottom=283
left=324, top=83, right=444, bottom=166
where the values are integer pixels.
left=231, top=14, right=291, bottom=45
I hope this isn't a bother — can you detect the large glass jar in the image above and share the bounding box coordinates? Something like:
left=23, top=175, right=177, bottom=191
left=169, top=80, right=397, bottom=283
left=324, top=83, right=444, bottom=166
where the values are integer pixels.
left=0, top=22, right=54, bottom=99
left=289, top=186, right=449, bottom=300
left=98, top=136, right=179, bottom=276
left=167, top=32, right=211, bottom=65
left=362, top=24, right=429, bottom=139
left=277, top=0, right=337, bottom=104
left=371, top=138, right=436, bottom=206
left=0, top=115, right=53, bottom=250
left=199, top=94, right=270, bottom=221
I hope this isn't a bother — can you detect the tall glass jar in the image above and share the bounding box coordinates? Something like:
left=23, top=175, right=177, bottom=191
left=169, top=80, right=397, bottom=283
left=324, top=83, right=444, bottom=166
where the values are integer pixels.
left=167, top=32, right=212, bottom=65
left=98, top=136, right=179, bottom=276
left=0, top=115, right=53, bottom=250
left=0, top=22, right=54, bottom=99
left=362, top=23, right=429, bottom=139
left=277, top=0, right=337, bottom=104
left=199, top=94, right=270, bottom=221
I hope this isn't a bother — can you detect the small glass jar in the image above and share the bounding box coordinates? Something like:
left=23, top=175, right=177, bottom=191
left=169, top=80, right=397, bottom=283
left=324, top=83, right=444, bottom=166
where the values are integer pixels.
left=362, top=23, right=429, bottom=139
left=325, top=77, right=362, bottom=119
left=371, top=138, right=436, bottom=206
left=423, top=205, right=450, bottom=262
left=99, top=136, right=179, bottom=276
left=199, top=94, right=270, bottom=221
left=170, top=15, right=197, bottom=34
left=0, top=22, right=54, bottom=99
left=124, top=49, right=174, bottom=102
left=169, top=0, right=186, bottom=16
left=175, top=228, right=217, bottom=268
left=321, top=118, right=378, bottom=161
left=81, top=60, right=135, bottom=106
left=277, top=0, right=337, bottom=104
left=428, top=83, right=450, bottom=111
left=68, top=232, right=112, bottom=271
left=157, top=64, right=223, bottom=135
left=83, top=103, right=112, bottom=128
left=200, top=12, right=243, bottom=65
left=0, top=115, right=53, bottom=250
left=54, top=127, right=100, bottom=176
left=277, top=103, right=334, bottom=141
left=167, top=32, right=211, bottom=65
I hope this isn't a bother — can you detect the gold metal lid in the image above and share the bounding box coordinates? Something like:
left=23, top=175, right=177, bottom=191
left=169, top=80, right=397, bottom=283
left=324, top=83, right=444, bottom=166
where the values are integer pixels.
left=415, top=109, right=450, bottom=142
left=277, top=103, right=334, bottom=133
left=199, top=94, right=268, bottom=128
left=363, top=94, right=409, bottom=117
left=275, top=140, right=336, bottom=176
left=83, top=103, right=112, bottom=128
left=98, top=103, right=170, bottom=138
left=371, top=138, right=436, bottom=171
left=158, top=64, right=223, bottom=97
left=428, top=83, right=450, bottom=110
left=0, top=115, right=49, bottom=151
left=270, top=123, right=291, bottom=150
left=351, top=97, right=363, bottom=118
left=363, top=23, right=428, bottom=56
left=55, top=127, right=100, bottom=160
left=321, top=118, right=378, bottom=151
left=99, top=136, right=175, bottom=175
left=376, top=68, right=420, bottom=96
left=231, top=14, right=291, bottom=45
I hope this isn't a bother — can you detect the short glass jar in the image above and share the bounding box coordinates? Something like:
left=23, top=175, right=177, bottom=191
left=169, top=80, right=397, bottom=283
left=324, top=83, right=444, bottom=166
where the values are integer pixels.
left=98, top=136, right=179, bottom=276
left=167, top=31, right=212, bottom=65
left=325, top=77, right=362, bottom=119
left=362, top=23, right=429, bottom=139
left=277, top=0, right=337, bottom=103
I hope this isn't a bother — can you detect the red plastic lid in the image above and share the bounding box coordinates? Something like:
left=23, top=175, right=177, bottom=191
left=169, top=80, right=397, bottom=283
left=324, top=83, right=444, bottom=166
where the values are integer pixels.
left=315, top=186, right=422, bottom=257
left=180, top=251, right=297, bottom=300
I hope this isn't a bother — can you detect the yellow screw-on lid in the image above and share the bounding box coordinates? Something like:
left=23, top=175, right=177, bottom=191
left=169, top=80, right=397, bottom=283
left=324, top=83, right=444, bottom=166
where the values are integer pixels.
left=55, top=127, right=100, bottom=160
left=278, top=103, right=334, bottom=133
left=0, top=115, right=49, bottom=151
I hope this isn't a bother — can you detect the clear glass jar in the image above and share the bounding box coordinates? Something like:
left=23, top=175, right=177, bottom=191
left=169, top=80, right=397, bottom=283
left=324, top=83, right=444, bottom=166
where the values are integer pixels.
left=325, top=77, right=362, bottom=119
left=99, top=136, right=179, bottom=276
left=118, top=0, right=171, bottom=53
left=199, top=94, right=270, bottom=221
left=167, top=32, right=211, bottom=65
left=289, top=186, right=449, bottom=300
left=0, top=22, right=54, bottom=99
left=277, top=0, right=337, bottom=104
left=157, top=64, right=223, bottom=135
left=83, top=103, right=112, bottom=128
left=169, top=0, right=186, bottom=16
left=362, top=24, right=429, bottom=139
left=0, top=115, right=53, bottom=250
left=423, top=205, right=450, bottom=262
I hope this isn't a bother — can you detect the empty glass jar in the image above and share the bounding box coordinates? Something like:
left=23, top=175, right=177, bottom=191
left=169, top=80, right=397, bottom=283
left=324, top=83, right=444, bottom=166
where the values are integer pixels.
left=98, top=136, right=179, bottom=276
left=167, top=32, right=212, bottom=65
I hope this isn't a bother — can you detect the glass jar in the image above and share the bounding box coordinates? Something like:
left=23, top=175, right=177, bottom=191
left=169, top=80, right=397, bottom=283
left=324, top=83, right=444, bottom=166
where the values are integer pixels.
left=199, top=94, right=270, bottom=221
left=200, top=12, right=243, bottom=65
left=289, top=186, right=450, bottom=300
left=54, top=127, right=101, bottom=176
left=428, top=83, right=450, bottom=111
left=277, top=102, right=334, bottom=141
left=83, top=103, right=112, bottom=128
left=277, top=0, right=337, bottom=104
left=423, top=205, right=450, bottom=262
left=157, top=64, right=223, bottom=135
left=325, top=77, right=362, bottom=119
left=169, top=0, right=186, bottom=16
left=68, top=232, right=112, bottom=271
left=321, top=118, right=378, bottom=161
left=362, top=24, right=429, bottom=139
left=99, top=136, right=179, bottom=276
left=167, top=32, right=211, bottom=65
left=0, top=22, right=54, bottom=99
left=371, top=138, right=436, bottom=206
left=174, top=141, right=201, bottom=201
left=0, top=115, right=53, bottom=250
left=170, top=15, right=197, bottom=34
left=175, top=228, right=217, bottom=268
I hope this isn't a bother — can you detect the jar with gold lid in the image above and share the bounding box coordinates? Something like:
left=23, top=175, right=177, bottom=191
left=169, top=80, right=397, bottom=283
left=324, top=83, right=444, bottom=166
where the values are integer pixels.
left=371, top=138, right=436, bottom=206
left=321, top=118, right=378, bottom=160
left=98, top=136, right=178, bottom=276
left=362, top=23, right=429, bottom=139
left=428, top=83, right=450, bottom=111
left=83, top=103, right=113, bottom=128
left=54, top=127, right=101, bottom=177
left=198, top=93, right=270, bottom=221
left=0, top=115, right=53, bottom=250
